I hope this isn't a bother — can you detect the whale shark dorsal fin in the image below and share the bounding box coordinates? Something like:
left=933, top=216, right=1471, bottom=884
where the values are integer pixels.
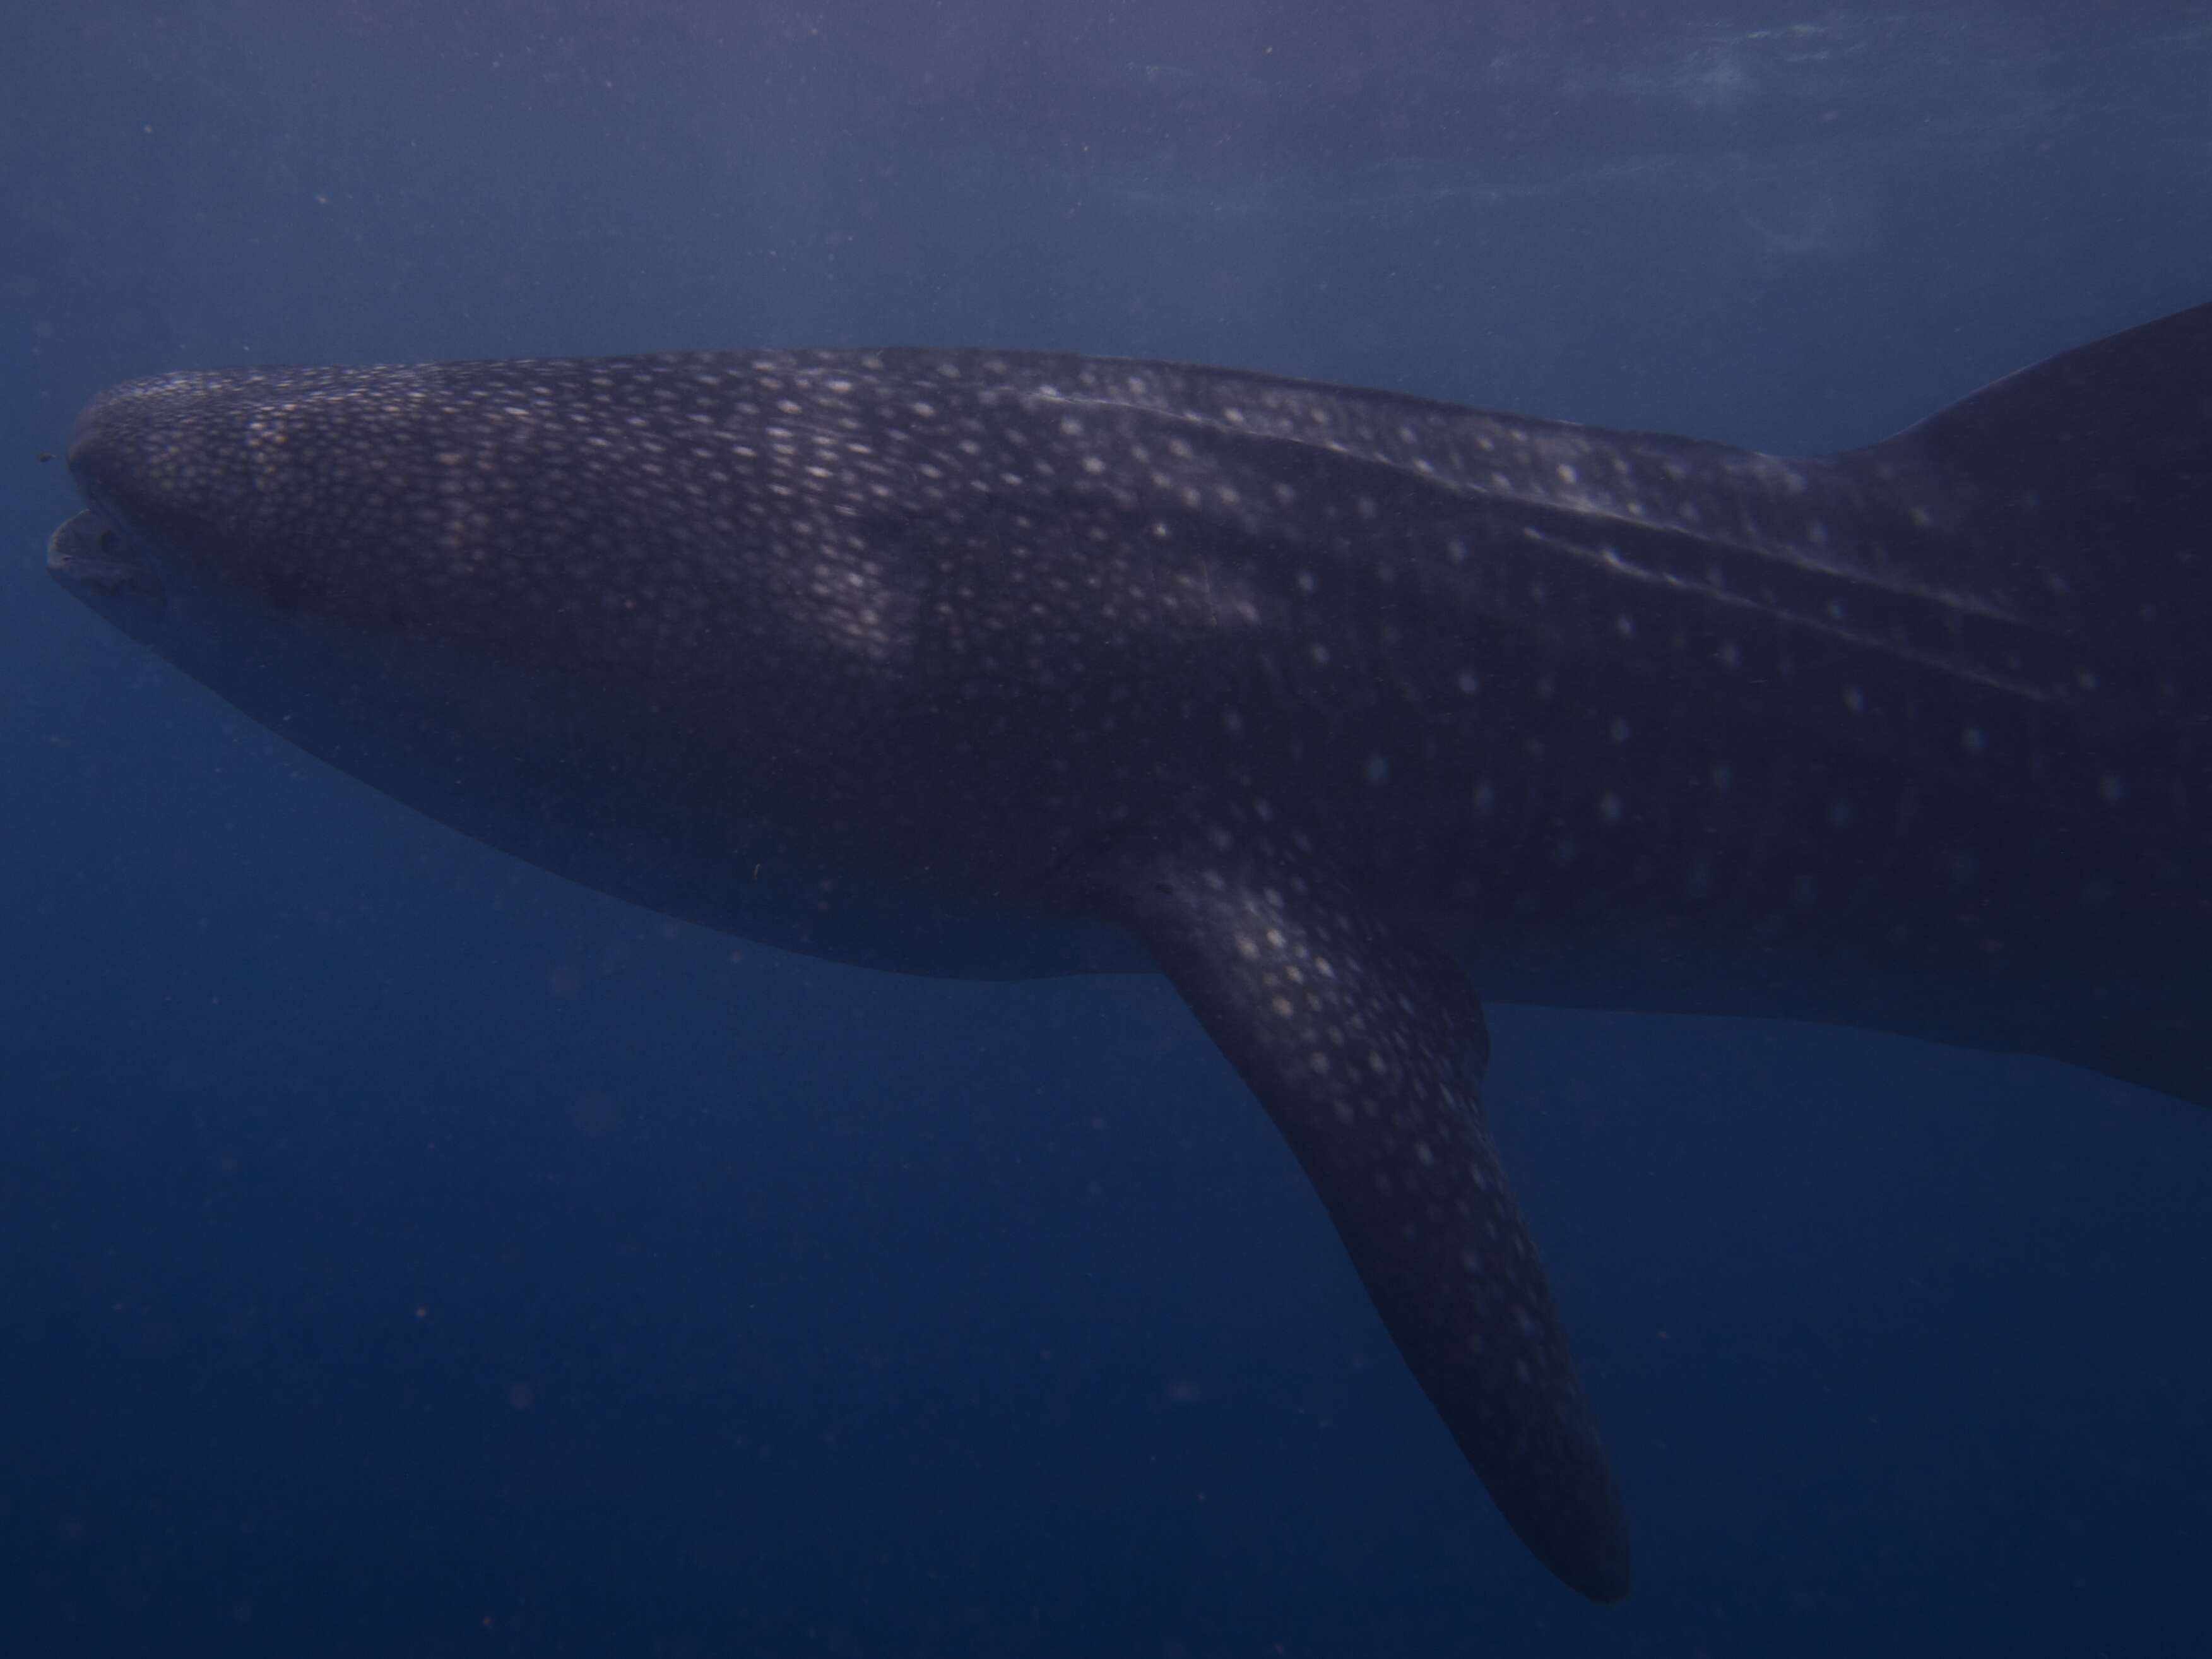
left=1092, top=821, right=1631, bottom=1602
left=1836, top=300, right=2212, bottom=669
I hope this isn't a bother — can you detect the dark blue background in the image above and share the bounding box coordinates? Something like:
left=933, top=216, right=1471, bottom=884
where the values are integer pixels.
left=4, top=4, right=2209, bottom=1654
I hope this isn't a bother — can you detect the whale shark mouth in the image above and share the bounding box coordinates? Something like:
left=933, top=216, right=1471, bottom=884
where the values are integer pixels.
left=46, top=509, right=164, bottom=605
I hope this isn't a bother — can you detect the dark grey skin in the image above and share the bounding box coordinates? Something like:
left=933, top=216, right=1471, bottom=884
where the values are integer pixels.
left=47, top=304, right=2212, bottom=1600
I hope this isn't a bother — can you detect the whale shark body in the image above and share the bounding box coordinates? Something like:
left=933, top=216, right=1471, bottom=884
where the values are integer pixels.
left=47, top=304, right=2212, bottom=1599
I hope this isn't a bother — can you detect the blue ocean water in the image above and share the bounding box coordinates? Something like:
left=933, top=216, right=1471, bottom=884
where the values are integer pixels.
left=4, top=3, right=2210, bottom=1654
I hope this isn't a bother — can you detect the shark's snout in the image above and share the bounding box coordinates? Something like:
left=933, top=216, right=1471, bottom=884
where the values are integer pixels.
left=48, top=382, right=200, bottom=615
left=63, top=372, right=231, bottom=538
left=45, top=508, right=164, bottom=604
left=64, top=381, right=154, bottom=513
left=49, top=369, right=276, bottom=623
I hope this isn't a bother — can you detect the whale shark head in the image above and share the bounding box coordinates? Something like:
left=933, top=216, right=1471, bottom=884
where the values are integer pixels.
left=56, top=362, right=781, bottom=677
left=54, top=367, right=512, bottom=734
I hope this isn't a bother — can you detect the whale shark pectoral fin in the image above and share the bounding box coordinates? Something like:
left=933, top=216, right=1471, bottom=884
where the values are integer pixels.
left=1093, top=833, right=1631, bottom=1602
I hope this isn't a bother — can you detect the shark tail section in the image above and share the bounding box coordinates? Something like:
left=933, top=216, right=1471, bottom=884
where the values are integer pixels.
left=1840, top=307, right=2212, bottom=1124
left=1842, top=302, right=2212, bottom=1111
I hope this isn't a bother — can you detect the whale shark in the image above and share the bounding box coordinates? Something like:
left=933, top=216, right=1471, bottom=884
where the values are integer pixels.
left=45, top=302, right=2212, bottom=1600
